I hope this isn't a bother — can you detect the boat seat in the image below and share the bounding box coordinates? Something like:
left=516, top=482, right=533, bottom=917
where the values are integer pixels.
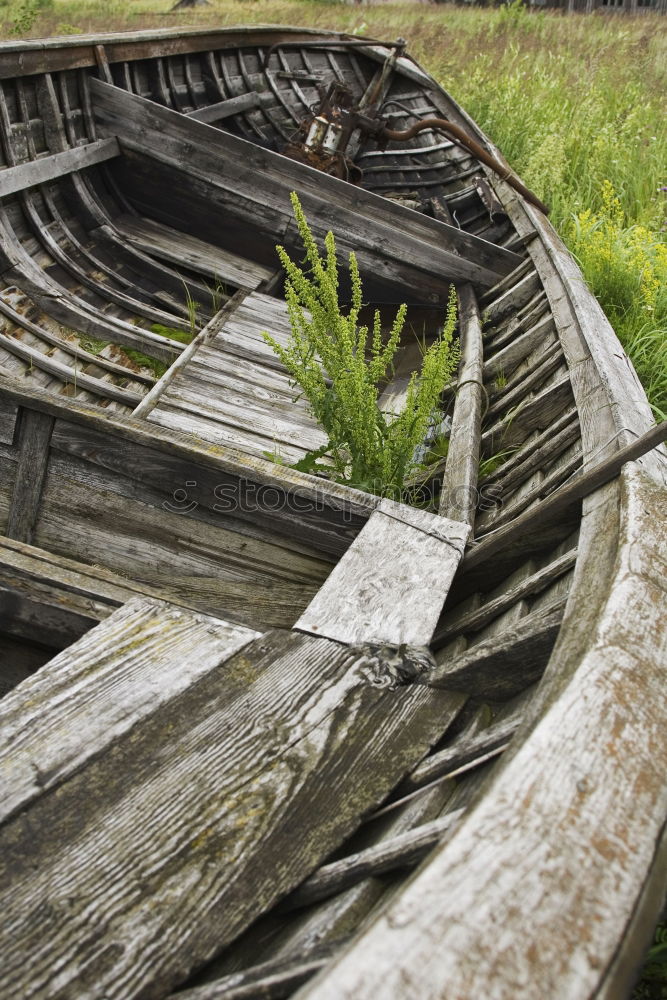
left=113, top=213, right=274, bottom=292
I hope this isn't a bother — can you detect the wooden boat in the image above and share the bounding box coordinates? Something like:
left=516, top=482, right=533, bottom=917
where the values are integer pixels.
left=0, top=25, right=665, bottom=1000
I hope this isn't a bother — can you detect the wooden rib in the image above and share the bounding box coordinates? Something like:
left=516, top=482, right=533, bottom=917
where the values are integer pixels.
left=279, top=810, right=466, bottom=912
left=483, top=312, right=554, bottom=380
left=6, top=407, right=53, bottom=544
left=481, top=373, right=573, bottom=454
left=0, top=329, right=143, bottom=406
left=439, top=283, right=483, bottom=528
left=20, top=188, right=192, bottom=330
left=435, top=548, right=577, bottom=644
left=0, top=137, right=119, bottom=197
left=0, top=294, right=154, bottom=385
left=464, top=419, right=667, bottom=573
left=425, top=597, right=567, bottom=698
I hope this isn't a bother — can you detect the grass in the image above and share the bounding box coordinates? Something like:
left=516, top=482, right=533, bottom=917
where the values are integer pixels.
left=2, top=0, right=663, bottom=413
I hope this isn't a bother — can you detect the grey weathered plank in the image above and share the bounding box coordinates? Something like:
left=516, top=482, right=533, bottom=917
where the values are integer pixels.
left=133, top=290, right=247, bottom=418
left=0, top=629, right=463, bottom=1000
left=0, top=375, right=378, bottom=543
left=36, top=447, right=332, bottom=630
left=6, top=408, right=53, bottom=544
left=0, top=533, right=166, bottom=646
left=0, top=397, right=18, bottom=445
left=279, top=809, right=465, bottom=912
left=439, top=283, right=483, bottom=527
left=90, top=79, right=522, bottom=295
left=295, top=501, right=469, bottom=646
left=0, top=596, right=258, bottom=825
left=0, top=137, right=119, bottom=197
left=185, top=90, right=269, bottom=123
left=298, top=465, right=667, bottom=1000
left=427, top=597, right=566, bottom=698
left=113, top=213, right=273, bottom=290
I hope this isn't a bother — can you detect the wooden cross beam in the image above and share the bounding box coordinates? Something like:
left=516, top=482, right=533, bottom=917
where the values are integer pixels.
left=88, top=78, right=522, bottom=300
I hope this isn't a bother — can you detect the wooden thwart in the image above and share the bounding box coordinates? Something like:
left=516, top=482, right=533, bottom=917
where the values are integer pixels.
left=295, top=500, right=469, bottom=646
left=89, top=79, right=522, bottom=296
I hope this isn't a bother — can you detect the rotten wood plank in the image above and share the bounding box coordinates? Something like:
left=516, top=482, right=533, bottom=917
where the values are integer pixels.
left=295, top=501, right=469, bottom=646
left=0, top=595, right=258, bottom=825
left=6, top=407, right=54, bottom=544
left=0, top=628, right=464, bottom=1000
left=0, top=137, right=119, bottom=198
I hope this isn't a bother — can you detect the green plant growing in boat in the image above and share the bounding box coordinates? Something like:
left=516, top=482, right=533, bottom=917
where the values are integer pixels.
left=262, top=192, right=460, bottom=500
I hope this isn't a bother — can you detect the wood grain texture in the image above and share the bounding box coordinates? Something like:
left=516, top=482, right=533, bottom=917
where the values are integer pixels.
left=0, top=595, right=258, bottom=825
left=0, top=397, right=18, bottom=445
left=297, top=465, right=667, bottom=1000
left=6, top=407, right=54, bottom=544
left=440, top=283, right=483, bottom=527
left=0, top=629, right=463, bottom=1000
left=90, top=79, right=521, bottom=295
left=0, top=376, right=379, bottom=527
left=0, top=137, right=119, bottom=196
left=133, top=290, right=247, bottom=419
left=113, top=213, right=273, bottom=290
left=0, top=533, right=166, bottom=646
left=295, top=504, right=469, bottom=645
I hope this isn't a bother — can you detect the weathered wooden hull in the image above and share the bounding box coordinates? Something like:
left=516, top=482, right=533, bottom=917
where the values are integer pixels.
left=0, top=25, right=665, bottom=1000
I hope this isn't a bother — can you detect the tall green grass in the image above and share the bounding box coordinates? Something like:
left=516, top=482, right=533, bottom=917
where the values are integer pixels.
left=1, top=0, right=665, bottom=412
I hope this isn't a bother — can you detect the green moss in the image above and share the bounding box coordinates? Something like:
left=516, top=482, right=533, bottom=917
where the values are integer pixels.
left=150, top=323, right=194, bottom=345
left=124, top=349, right=168, bottom=379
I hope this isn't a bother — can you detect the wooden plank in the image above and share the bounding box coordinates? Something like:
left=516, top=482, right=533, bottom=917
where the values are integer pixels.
left=295, top=501, right=469, bottom=646
left=185, top=91, right=268, bottom=123
left=426, top=598, right=566, bottom=699
left=6, top=407, right=53, bottom=544
left=0, top=397, right=18, bottom=445
left=439, top=283, right=483, bottom=527
left=133, top=290, right=247, bottom=418
left=36, top=448, right=332, bottom=630
left=90, top=79, right=522, bottom=295
left=0, top=375, right=379, bottom=530
left=279, top=809, right=465, bottom=912
left=48, top=416, right=357, bottom=559
left=0, top=137, right=119, bottom=198
left=0, top=628, right=464, bottom=999
left=113, top=213, right=273, bottom=290
left=298, top=465, right=667, bottom=1000
left=0, top=595, right=258, bottom=826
